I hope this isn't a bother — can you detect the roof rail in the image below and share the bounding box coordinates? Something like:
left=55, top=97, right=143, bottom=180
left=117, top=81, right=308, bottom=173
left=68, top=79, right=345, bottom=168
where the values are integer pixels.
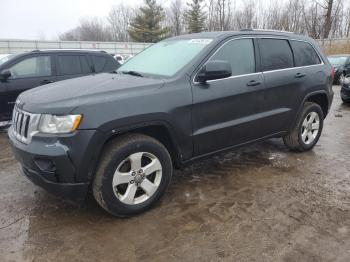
left=240, top=29, right=294, bottom=34
left=30, top=49, right=108, bottom=53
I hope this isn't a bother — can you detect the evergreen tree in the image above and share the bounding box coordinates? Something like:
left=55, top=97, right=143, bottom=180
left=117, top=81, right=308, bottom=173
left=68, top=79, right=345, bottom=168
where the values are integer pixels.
left=185, top=0, right=206, bottom=33
left=128, top=0, right=169, bottom=43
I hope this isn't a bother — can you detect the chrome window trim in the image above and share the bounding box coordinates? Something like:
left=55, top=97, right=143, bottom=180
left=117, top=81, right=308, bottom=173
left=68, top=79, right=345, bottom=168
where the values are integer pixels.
left=262, top=63, right=324, bottom=74
left=193, top=36, right=325, bottom=84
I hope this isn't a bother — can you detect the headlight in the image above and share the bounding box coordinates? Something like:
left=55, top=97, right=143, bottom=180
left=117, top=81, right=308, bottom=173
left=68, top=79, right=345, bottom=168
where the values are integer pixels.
left=39, top=114, right=82, bottom=134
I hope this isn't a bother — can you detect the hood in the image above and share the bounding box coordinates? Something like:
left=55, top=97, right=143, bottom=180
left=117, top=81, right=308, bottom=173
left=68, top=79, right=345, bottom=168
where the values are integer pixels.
left=18, top=73, right=165, bottom=114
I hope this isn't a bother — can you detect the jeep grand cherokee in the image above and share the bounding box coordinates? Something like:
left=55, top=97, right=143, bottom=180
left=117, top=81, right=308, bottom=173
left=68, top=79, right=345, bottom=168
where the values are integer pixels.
left=9, top=30, right=334, bottom=217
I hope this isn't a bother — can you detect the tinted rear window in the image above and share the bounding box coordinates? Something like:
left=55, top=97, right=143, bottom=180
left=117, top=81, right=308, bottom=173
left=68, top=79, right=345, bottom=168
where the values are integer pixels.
left=58, top=55, right=84, bottom=75
left=291, top=41, right=321, bottom=66
left=260, top=39, right=294, bottom=71
left=80, top=56, right=91, bottom=73
left=91, top=55, right=107, bottom=73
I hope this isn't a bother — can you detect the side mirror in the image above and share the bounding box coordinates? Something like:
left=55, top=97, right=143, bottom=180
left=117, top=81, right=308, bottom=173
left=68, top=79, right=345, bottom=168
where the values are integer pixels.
left=196, top=60, right=232, bottom=83
left=0, top=69, right=11, bottom=80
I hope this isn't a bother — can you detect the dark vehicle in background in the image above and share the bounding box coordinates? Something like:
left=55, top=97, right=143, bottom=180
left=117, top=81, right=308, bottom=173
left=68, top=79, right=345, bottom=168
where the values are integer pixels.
left=0, top=50, right=120, bottom=124
left=327, top=54, right=350, bottom=83
left=340, top=75, right=350, bottom=103
left=9, top=30, right=333, bottom=217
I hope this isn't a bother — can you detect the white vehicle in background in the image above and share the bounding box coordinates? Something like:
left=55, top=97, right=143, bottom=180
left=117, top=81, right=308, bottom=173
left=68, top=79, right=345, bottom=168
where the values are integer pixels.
left=124, top=55, right=133, bottom=62
left=114, top=54, right=125, bottom=64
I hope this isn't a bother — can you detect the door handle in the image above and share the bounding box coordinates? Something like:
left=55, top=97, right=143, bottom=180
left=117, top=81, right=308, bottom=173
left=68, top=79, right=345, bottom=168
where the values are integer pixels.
left=246, top=80, right=262, bottom=86
left=295, top=73, right=306, bottom=78
left=41, top=80, right=54, bottom=84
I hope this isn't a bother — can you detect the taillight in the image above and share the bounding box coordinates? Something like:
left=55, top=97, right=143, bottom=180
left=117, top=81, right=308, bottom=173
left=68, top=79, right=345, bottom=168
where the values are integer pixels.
left=331, top=67, right=335, bottom=80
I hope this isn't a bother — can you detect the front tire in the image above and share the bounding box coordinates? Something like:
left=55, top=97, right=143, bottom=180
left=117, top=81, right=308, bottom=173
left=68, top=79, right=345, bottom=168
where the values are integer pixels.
left=283, top=102, right=324, bottom=152
left=93, top=133, right=173, bottom=217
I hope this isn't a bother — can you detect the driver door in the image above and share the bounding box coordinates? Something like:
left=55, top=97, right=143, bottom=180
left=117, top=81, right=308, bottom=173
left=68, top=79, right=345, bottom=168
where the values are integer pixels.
left=191, top=38, right=266, bottom=155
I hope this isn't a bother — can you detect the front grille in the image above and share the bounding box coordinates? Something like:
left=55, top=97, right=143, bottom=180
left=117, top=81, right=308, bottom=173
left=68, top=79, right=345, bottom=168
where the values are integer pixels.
left=12, top=107, right=40, bottom=144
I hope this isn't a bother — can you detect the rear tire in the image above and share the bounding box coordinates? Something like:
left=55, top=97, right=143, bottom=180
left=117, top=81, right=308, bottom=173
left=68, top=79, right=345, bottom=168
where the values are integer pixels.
left=93, top=133, right=172, bottom=217
left=341, top=97, right=350, bottom=103
left=283, top=102, right=324, bottom=152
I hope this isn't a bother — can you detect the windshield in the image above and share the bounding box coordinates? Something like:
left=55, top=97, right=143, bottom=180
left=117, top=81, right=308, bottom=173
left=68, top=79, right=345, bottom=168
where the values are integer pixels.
left=0, top=54, right=14, bottom=66
left=118, top=39, right=212, bottom=77
left=328, top=56, right=348, bottom=66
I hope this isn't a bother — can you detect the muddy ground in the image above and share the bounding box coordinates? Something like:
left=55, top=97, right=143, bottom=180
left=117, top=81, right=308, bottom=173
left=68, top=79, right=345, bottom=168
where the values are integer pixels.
left=0, top=86, right=350, bottom=262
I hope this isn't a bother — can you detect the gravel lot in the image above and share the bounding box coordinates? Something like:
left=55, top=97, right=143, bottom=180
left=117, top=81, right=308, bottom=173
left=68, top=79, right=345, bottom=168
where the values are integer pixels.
left=0, top=85, right=350, bottom=262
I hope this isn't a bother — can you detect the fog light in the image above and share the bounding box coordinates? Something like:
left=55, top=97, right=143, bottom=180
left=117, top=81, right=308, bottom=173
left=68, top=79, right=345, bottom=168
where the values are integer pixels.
left=34, top=158, right=56, bottom=173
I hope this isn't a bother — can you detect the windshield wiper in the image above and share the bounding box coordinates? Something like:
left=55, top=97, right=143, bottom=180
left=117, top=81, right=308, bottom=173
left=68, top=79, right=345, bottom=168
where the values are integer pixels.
left=121, top=70, right=144, bottom=77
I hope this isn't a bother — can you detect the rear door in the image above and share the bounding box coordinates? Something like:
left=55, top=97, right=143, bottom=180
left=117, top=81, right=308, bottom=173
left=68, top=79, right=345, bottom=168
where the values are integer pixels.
left=192, top=38, right=266, bottom=155
left=55, top=53, right=91, bottom=81
left=259, top=38, right=303, bottom=134
left=1, top=54, right=55, bottom=121
left=260, top=38, right=324, bottom=134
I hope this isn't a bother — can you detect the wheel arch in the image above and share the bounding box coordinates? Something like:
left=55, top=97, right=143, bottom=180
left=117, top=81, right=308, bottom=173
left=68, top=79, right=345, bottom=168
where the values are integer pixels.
left=288, top=91, right=329, bottom=133
left=304, top=91, right=329, bottom=118
left=87, top=121, right=183, bottom=181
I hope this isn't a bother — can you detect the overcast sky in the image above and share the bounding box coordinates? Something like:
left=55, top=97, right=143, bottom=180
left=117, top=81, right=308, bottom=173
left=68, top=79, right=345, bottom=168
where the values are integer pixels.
left=0, top=0, right=148, bottom=40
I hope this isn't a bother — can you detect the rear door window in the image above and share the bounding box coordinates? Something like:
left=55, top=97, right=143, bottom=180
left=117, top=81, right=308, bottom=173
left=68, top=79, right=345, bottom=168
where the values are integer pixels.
left=208, top=38, right=256, bottom=76
left=57, top=55, right=85, bottom=75
left=80, top=55, right=91, bottom=74
left=260, top=39, right=294, bottom=71
left=91, top=55, right=107, bottom=73
left=9, top=56, right=52, bottom=79
left=291, top=41, right=321, bottom=66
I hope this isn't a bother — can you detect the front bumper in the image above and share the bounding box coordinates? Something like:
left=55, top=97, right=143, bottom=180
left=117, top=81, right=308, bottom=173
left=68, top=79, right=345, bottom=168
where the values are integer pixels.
left=21, top=166, right=89, bottom=204
left=341, top=84, right=350, bottom=101
left=8, top=127, right=97, bottom=204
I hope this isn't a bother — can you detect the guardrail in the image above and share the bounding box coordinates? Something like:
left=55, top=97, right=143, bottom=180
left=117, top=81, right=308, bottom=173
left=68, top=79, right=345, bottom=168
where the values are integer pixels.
left=0, top=39, right=152, bottom=55
left=0, top=37, right=349, bottom=56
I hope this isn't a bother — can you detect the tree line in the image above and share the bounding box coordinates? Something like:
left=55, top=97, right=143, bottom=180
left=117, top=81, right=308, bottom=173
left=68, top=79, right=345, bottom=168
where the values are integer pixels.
left=59, top=0, right=350, bottom=43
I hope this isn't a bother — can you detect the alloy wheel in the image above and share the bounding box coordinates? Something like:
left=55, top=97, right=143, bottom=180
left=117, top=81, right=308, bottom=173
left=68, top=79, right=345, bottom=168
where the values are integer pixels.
left=112, top=152, right=162, bottom=205
left=301, top=111, right=320, bottom=145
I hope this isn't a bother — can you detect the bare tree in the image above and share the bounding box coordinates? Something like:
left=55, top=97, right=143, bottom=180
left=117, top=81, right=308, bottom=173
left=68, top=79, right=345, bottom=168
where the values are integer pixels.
left=58, top=0, right=350, bottom=43
left=206, top=0, right=232, bottom=31
left=235, top=0, right=256, bottom=30
left=345, top=5, right=350, bottom=37
left=168, top=0, right=185, bottom=36
left=216, top=0, right=232, bottom=30
left=59, top=28, right=80, bottom=41
left=59, top=17, right=112, bottom=41
left=108, top=4, right=134, bottom=42
left=323, top=0, right=334, bottom=38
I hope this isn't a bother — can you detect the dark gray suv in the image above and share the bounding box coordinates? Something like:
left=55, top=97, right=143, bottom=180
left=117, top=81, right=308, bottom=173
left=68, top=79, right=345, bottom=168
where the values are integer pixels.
left=9, top=30, right=334, bottom=217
